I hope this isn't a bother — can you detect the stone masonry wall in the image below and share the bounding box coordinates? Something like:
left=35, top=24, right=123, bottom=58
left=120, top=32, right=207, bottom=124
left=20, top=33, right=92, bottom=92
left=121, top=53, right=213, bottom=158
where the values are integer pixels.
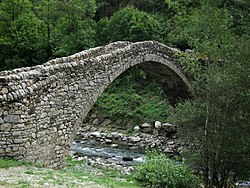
left=0, top=41, right=194, bottom=168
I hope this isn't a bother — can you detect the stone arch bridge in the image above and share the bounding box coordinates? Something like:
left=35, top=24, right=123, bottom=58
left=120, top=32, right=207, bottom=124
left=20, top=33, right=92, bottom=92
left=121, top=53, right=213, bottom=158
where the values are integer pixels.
left=0, top=41, right=194, bottom=168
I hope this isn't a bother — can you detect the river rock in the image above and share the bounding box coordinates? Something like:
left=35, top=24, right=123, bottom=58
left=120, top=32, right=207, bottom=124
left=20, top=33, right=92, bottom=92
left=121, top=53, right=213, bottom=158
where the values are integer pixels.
left=162, top=123, right=177, bottom=133
left=96, top=172, right=104, bottom=177
left=140, top=123, right=151, bottom=133
left=68, top=151, right=76, bottom=157
left=134, top=157, right=144, bottom=163
left=177, top=146, right=183, bottom=153
left=167, top=141, right=175, bottom=145
left=100, top=119, right=112, bottom=126
left=164, top=147, right=173, bottom=154
left=104, top=139, right=112, bottom=144
left=133, top=126, right=140, bottom=131
left=124, top=166, right=134, bottom=175
left=128, top=136, right=141, bottom=143
left=121, top=137, right=128, bottom=141
left=141, top=123, right=151, bottom=128
left=92, top=118, right=100, bottom=125
left=142, top=128, right=151, bottom=134
left=90, top=131, right=101, bottom=138
left=111, top=144, right=118, bottom=147
left=122, top=156, right=133, bottom=161
left=111, top=132, right=122, bottom=139
left=155, top=121, right=162, bottom=129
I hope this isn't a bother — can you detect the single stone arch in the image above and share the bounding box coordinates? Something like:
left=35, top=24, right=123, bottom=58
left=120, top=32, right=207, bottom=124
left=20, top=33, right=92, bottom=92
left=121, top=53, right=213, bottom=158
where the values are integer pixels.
left=0, top=41, right=194, bottom=167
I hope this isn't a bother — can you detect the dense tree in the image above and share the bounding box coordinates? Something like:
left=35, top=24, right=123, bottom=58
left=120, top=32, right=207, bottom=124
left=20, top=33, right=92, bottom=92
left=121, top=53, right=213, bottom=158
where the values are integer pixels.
left=0, top=0, right=97, bottom=70
left=169, top=5, right=235, bottom=62
left=51, top=18, right=96, bottom=57
left=168, top=53, right=250, bottom=187
left=30, top=0, right=57, bottom=59
left=96, top=6, right=166, bottom=45
left=95, top=0, right=167, bottom=21
left=0, top=0, right=47, bottom=70
left=49, top=0, right=97, bottom=56
left=166, top=2, right=250, bottom=187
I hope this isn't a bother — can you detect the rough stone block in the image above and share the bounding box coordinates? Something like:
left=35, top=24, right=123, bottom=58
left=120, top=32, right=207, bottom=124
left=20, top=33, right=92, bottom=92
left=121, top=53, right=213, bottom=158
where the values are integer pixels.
left=0, top=123, right=11, bottom=132
left=0, top=87, right=8, bottom=94
left=31, top=133, right=36, bottom=138
left=14, top=139, right=24, bottom=144
left=5, top=148, right=11, bottom=152
left=0, top=117, right=4, bottom=124
left=4, top=114, right=20, bottom=123
left=12, top=131, right=22, bottom=136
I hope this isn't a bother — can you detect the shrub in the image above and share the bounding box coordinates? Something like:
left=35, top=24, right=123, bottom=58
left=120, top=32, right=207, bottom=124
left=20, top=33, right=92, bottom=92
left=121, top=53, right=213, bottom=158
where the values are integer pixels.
left=132, top=151, right=200, bottom=188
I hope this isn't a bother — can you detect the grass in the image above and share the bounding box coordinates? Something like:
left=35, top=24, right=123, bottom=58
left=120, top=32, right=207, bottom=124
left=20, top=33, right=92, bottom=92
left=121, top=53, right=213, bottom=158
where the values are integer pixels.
left=61, top=157, right=140, bottom=188
left=0, top=181, right=13, bottom=187
left=0, top=157, right=141, bottom=188
left=0, top=158, right=25, bottom=168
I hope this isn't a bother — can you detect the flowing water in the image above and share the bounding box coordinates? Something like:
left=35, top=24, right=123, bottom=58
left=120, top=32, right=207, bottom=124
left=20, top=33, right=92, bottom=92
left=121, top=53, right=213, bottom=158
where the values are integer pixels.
left=70, top=140, right=145, bottom=166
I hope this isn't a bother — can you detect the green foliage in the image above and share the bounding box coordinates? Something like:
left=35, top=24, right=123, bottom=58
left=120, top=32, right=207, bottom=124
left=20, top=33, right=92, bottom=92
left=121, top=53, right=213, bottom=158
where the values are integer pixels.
left=63, top=157, right=140, bottom=187
left=168, top=5, right=235, bottom=59
left=164, top=2, right=250, bottom=186
left=167, top=38, right=250, bottom=186
left=53, top=0, right=96, bottom=19
left=96, top=6, right=165, bottom=45
left=0, top=0, right=97, bottom=70
left=165, top=0, right=200, bottom=16
left=132, top=151, right=200, bottom=188
left=228, top=0, right=250, bottom=37
left=0, top=0, right=47, bottom=70
left=0, top=158, right=24, bottom=168
left=95, top=0, right=167, bottom=21
left=175, top=51, right=204, bottom=79
left=49, top=0, right=97, bottom=56
left=92, top=67, right=169, bottom=125
left=51, top=18, right=96, bottom=56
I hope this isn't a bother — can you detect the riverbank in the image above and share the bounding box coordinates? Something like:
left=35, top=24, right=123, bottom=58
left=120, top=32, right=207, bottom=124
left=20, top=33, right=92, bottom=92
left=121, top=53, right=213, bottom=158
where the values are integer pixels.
left=76, top=121, right=184, bottom=154
left=71, top=121, right=185, bottom=172
left=0, top=158, right=139, bottom=188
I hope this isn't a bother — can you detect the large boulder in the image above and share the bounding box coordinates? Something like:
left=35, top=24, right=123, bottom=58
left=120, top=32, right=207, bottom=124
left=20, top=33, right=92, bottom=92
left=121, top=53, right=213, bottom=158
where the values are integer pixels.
left=141, top=123, right=151, bottom=128
left=141, top=123, right=152, bottom=133
left=134, top=126, right=140, bottom=131
left=162, top=123, right=177, bottom=133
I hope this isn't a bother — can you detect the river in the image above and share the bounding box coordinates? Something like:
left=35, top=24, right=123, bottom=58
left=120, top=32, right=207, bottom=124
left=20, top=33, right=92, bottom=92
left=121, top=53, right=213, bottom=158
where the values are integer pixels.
left=70, top=139, right=145, bottom=166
